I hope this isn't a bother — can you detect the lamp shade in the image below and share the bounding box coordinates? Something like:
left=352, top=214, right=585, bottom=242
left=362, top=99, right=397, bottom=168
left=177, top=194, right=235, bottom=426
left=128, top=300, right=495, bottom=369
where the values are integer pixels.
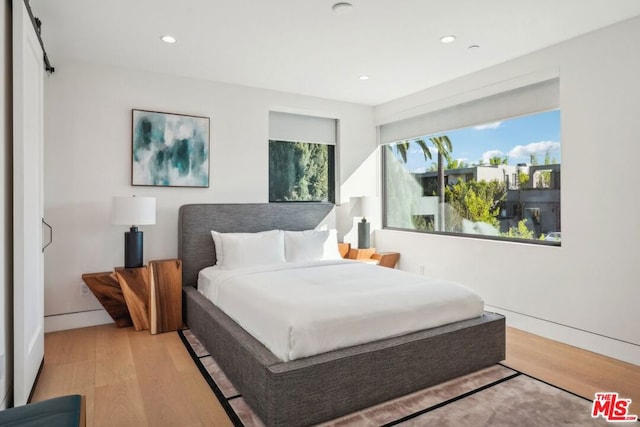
left=111, top=196, right=156, bottom=226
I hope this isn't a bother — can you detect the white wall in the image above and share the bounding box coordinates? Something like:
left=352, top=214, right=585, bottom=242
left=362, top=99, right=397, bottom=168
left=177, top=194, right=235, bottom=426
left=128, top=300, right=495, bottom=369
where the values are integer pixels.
left=1, top=0, right=11, bottom=409
left=375, top=17, right=640, bottom=364
left=43, top=59, right=376, bottom=330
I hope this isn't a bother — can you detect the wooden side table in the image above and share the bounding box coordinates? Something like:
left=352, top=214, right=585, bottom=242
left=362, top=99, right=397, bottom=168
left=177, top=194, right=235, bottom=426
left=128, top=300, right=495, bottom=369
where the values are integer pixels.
left=348, top=247, right=377, bottom=260
left=346, top=247, right=400, bottom=268
left=337, top=242, right=351, bottom=258
left=81, top=272, right=133, bottom=328
left=83, top=260, right=183, bottom=333
left=149, top=259, right=183, bottom=334
left=115, top=266, right=150, bottom=331
left=371, top=252, right=401, bottom=269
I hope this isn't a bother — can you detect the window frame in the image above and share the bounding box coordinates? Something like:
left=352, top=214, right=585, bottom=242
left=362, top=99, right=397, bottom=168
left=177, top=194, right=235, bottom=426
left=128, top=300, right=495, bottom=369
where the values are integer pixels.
left=268, top=139, right=336, bottom=204
left=268, top=111, right=338, bottom=204
left=381, top=110, right=561, bottom=247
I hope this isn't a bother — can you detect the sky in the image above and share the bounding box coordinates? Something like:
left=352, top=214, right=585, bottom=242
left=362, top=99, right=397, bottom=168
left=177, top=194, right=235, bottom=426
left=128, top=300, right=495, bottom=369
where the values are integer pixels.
left=395, top=109, right=561, bottom=173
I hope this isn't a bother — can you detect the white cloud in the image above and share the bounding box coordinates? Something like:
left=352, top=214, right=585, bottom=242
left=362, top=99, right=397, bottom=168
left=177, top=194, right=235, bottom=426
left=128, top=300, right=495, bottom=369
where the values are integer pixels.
left=474, top=121, right=502, bottom=130
left=508, top=141, right=560, bottom=159
left=481, top=150, right=504, bottom=164
left=410, top=167, right=428, bottom=173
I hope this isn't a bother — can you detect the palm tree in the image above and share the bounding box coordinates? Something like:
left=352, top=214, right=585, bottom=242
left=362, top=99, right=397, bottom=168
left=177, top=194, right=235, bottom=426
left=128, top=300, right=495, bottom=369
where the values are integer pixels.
left=394, top=139, right=432, bottom=163
left=428, top=136, right=452, bottom=231
left=489, top=155, right=508, bottom=166
left=394, top=136, right=452, bottom=231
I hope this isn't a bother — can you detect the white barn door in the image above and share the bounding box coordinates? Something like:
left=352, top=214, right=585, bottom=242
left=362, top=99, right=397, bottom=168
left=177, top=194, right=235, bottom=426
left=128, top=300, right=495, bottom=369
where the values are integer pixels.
left=12, top=0, right=45, bottom=405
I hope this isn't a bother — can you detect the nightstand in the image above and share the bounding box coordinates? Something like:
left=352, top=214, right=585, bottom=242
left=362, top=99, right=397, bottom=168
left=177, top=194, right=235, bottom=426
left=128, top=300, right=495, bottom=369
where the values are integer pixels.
left=115, top=266, right=150, bottom=331
left=345, top=247, right=400, bottom=268
left=82, top=260, right=182, bottom=333
left=82, top=266, right=151, bottom=331
left=81, top=271, right=133, bottom=328
left=348, top=247, right=376, bottom=260
left=371, top=252, right=401, bottom=269
left=149, top=259, right=183, bottom=334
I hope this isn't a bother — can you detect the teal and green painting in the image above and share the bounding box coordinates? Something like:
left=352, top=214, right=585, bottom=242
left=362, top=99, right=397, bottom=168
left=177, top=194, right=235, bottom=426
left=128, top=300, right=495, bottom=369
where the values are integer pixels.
left=132, top=110, right=209, bottom=187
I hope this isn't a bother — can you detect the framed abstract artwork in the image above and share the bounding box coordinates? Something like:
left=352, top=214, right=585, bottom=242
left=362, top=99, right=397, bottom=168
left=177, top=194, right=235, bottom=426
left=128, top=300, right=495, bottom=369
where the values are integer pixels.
left=132, top=109, right=210, bottom=187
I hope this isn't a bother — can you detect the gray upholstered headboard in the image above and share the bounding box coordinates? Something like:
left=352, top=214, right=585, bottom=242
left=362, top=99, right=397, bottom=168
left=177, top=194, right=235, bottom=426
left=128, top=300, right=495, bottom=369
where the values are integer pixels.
left=178, top=203, right=335, bottom=287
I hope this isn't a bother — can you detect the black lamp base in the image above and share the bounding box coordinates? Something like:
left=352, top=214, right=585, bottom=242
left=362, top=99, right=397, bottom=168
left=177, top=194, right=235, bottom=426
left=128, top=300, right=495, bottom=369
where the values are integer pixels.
left=358, top=221, right=370, bottom=249
left=124, top=226, right=143, bottom=268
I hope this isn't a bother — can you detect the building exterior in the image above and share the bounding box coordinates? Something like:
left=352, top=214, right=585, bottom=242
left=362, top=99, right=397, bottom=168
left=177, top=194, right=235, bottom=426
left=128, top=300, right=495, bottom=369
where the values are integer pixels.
left=413, top=163, right=561, bottom=237
left=504, top=164, right=561, bottom=237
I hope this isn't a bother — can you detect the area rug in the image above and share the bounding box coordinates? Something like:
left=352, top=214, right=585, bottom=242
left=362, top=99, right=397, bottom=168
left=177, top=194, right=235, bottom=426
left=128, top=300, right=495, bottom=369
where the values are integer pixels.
left=178, top=329, right=613, bottom=427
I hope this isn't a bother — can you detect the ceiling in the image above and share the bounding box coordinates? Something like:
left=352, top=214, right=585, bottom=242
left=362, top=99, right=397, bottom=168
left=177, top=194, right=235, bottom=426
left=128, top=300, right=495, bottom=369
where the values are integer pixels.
left=30, top=0, right=640, bottom=106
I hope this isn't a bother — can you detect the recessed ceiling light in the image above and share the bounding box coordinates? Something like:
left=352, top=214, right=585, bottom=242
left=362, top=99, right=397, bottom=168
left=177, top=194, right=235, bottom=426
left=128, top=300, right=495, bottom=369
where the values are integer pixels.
left=440, top=35, right=456, bottom=44
left=161, top=35, right=176, bottom=44
left=359, top=75, right=369, bottom=81
left=332, top=2, right=353, bottom=14
left=468, top=44, right=480, bottom=49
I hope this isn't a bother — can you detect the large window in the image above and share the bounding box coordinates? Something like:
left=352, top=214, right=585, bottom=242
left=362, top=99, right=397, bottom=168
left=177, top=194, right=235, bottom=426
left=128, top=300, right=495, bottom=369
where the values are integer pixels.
left=382, top=80, right=561, bottom=244
left=268, top=111, right=336, bottom=203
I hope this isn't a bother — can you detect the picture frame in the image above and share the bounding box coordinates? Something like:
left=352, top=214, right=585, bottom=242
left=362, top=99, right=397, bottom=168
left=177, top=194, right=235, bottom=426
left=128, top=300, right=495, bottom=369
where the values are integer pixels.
left=132, top=109, right=210, bottom=187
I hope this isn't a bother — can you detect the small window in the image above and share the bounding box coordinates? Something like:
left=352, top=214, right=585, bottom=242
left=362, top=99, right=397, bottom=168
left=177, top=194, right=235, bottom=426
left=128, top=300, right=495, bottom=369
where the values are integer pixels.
left=268, top=111, right=337, bottom=203
left=269, top=140, right=335, bottom=202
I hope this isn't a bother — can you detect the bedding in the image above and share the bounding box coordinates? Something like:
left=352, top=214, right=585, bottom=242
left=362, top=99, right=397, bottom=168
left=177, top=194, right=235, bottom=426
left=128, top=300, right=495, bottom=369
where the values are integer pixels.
left=198, top=260, right=483, bottom=361
left=283, top=229, right=342, bottom=262
left=210, top=229, right=285, bottom=269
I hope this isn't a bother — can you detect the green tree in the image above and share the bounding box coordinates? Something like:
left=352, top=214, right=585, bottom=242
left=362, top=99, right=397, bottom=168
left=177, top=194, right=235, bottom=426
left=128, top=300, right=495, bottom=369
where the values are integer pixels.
left=502, top=219, right=535, bottom=239
left=518, top=171, right=529, bottom=188
left=445, top=180, right=505, bottom=230
left=489, top=156, right=508, bottom=165
left=429, top=136, right=453, bottom=231
left=446, top=158, right=468, bottom=169
left=411, top=214, right=435, bottom=231
left=535, top=170, right=551, bottom=188
left=536, top=150, right=553, bottom=188
left=269, top=141, right=328, bottom=201
left=393, top=139, right=432, bottom=163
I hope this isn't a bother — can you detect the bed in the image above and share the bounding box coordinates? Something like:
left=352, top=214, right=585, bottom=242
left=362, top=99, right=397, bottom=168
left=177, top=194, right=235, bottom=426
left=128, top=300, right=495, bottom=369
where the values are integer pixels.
left=179, top=203, right=505, bottom=427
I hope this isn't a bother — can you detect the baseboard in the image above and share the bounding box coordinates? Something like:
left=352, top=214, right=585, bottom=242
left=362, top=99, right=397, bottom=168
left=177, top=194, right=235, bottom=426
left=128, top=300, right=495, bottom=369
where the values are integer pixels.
left=44, top=309, right=113, bottom=333
left=487, top=305, right=640, bottom=366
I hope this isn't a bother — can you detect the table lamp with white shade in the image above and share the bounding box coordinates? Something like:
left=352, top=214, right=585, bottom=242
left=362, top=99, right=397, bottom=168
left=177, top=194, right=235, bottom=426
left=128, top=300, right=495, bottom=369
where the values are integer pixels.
left=350, top=196, right=370, bottom=249
left=111, top=196, right=156, bottom=268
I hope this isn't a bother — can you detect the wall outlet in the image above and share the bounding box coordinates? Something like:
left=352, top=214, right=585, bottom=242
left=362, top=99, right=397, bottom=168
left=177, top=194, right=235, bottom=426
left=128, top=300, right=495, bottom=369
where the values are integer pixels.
left=419, top=265, right=425, bottom=275
left=80, top=283, right=90, bottom=296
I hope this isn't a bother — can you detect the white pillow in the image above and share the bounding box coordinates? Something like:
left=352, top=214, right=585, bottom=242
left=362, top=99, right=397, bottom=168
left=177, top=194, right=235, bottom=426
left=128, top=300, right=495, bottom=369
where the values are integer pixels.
left=210, top=230, right=285, bottom=269
left=283, top=229, right=342, bottom=262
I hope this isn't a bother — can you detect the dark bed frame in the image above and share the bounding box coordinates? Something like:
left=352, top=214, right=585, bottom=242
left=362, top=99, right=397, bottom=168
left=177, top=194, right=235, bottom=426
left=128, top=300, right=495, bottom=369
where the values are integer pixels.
left=179, top=203, right=505, bottom=427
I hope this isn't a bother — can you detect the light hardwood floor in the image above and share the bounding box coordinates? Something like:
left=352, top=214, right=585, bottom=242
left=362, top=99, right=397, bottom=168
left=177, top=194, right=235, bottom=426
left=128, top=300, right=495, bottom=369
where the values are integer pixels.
left=32, top=325, right=233, bottom=427
left=32, top=325, right=639, bottom=426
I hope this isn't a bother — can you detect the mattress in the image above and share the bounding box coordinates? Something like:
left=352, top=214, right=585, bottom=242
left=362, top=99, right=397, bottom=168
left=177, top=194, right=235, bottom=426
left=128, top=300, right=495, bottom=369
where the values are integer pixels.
left=198, top=260, right=483, bottom=361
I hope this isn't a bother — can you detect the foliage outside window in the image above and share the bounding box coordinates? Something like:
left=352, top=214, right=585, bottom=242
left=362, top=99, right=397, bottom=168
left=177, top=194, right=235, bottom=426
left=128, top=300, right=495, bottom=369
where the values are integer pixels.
left=383, top=110, right=561, bottom=244
left=269, top=140, right=335, bottom=202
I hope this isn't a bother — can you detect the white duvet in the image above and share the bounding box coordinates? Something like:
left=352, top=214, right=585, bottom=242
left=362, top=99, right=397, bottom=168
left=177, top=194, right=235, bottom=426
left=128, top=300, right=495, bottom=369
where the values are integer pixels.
left=198, top=260, right=483, bottom=362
